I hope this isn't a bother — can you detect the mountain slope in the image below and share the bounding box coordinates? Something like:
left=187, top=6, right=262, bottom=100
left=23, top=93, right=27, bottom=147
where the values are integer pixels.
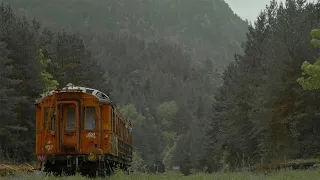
left=0, top=0, right=249, bottom=173
left=1, top=0, right=248, bottom=66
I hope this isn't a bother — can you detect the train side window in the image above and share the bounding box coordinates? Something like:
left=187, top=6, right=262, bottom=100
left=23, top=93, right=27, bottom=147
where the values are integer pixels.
left=120, top=120, right=122, bottom=137
left=84, top=107, right=96, bottom=130
left=44, top=107, right=56, bottom=131
left=116, top=115, right=119, bottom=135
left=119, top=120, right=121, bottom=137
left=115, top=114, right=117, bottom=134
left=117, top=118, right=120, bottom=135
left=111, top=108, right=114, bottom=132
left=115, top=114, right=118, bottom=134
left=121, top=121, right=124, bottom=139
left=122, top=122, right=124, bottom=139
left=126, top=126, right=128, bottom=142
left=124, top=125, right=126, bottom=141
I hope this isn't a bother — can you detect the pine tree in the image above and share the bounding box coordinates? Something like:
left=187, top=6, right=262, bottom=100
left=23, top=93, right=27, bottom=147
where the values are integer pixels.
left=0, top=41, right=20, bottom=159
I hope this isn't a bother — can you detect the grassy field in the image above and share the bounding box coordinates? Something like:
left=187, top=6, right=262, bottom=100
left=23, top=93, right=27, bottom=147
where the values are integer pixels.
left=2, top=169, right=320, bottom=180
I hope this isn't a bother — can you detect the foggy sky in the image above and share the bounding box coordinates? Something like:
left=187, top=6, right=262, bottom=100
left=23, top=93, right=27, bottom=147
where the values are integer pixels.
left=225, top=0, right=316, bottom=23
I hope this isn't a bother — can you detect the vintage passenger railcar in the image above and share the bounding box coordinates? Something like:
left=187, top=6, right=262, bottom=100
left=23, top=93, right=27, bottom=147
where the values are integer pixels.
left=35, top=83, right=132, bottom=176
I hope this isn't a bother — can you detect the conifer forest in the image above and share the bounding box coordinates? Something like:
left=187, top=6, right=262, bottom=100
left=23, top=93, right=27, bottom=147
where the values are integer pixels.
left=1, top=0, right=320, bottom=179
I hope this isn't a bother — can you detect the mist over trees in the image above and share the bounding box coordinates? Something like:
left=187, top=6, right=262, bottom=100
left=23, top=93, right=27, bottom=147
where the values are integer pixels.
left=1, top=0, right=320, bottom=175
left=0, top=0, right=248, bottom=67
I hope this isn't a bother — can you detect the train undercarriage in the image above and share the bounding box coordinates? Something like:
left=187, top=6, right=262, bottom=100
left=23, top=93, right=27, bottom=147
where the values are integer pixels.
left=37, top=154, right=131, bottom=178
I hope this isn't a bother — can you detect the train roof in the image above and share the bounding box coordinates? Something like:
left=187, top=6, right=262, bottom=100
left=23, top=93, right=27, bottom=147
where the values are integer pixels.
left=35, top=83, right=111, bottom=105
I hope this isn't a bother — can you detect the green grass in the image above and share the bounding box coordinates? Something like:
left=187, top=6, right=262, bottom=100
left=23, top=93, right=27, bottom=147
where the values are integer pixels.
left=3, top=169, right=320, bottom=180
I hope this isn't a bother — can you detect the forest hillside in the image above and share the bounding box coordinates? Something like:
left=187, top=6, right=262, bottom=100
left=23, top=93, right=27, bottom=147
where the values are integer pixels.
left=0, top=0, right=248, bottom=67
left=0, top=0, right=249, bottom=175
left=1, top=0, right=320, bottom=176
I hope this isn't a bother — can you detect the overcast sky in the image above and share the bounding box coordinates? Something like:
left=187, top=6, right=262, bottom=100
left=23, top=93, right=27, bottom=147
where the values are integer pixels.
left=224, top=0, right=316, bottom=23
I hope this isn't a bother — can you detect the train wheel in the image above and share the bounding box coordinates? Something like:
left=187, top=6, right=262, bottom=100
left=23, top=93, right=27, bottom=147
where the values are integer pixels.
left=43, top=161, right=63, bottom=177
left=97, top=159, right=112, bottom=177
left=97, top=169, right=107, bottom=178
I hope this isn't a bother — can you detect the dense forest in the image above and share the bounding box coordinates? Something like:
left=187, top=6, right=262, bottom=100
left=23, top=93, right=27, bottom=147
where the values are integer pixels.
left=0, top=0, right=248, bottom=67
left=0, top=0, right=247, bottom=174
left=1, top=0, right=320, bottom=176
left=207, top=0, right=320, bottom=172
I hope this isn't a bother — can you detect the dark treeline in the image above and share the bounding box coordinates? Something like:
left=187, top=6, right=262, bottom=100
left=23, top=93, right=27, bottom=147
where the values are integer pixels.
left=207, top=0, right=320, bottom=171
left=1, top=0, right=320, bottom=176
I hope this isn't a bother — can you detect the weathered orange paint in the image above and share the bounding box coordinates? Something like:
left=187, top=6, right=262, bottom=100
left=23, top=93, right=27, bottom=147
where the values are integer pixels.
left=35, top=132, right=42, bottom=154
left=80, top=131, right=99, bottom=153
left=101, top=105, right=111, bottom=131
left=35, top=88, right=132, bottom=163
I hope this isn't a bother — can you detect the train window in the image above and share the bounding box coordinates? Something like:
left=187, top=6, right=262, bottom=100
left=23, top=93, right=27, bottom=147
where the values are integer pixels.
left=44, top=107, right=56, bottom=131
left=117, top=117, right=119, bottom=134
left=96, top=92, right=108, bottom=99
left=126, top=126, right=128, bottom=142
left=121, top=121, right=124, bottom=139
left=86, top=89, right=94, bottom=94
left=115, top=115, right=117, bottom=134
left=115, top=114, right=118, bottom=134
left=119, top=120, right=121, bottom=138
left=66, top=106, right=76, bottom=130
left=111, top=108, right=114, bottom=132
left=84, top=107, right=96, bottom=130
left=114, top=113, right=116, bottom=133
left=116, top=115, right=119, bottom=135
left=123, top=122, right=125, bottom=139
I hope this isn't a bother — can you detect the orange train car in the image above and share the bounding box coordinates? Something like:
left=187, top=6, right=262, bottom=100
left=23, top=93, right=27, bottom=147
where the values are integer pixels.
left=35, top=83, right=132, bottom=176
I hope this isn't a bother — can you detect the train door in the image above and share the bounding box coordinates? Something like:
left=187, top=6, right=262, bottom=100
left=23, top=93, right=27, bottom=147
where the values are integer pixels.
left=58, top=101, right=79, bottom=153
